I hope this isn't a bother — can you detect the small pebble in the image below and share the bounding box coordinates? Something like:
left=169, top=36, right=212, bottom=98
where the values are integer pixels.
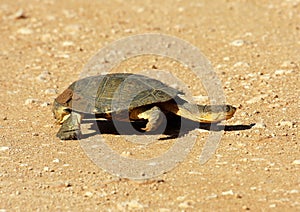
left=44, top=89, right=56, bottom=95
left=274, top=69, right=285, bottom=75
left=136, top=7, right=145, bottom=13
left=259, top=74, right=271, bottom=80
left=242, top=205, right=250, bottom=210
left=274, top=69, right=294, bottom=76
left=53, top=158, right=60, bottom=163
left=246, top=94, right=268, bottom=104
left=121, top=151, right=132, bottom=157
left=40, top=102, right=50, bottom=107
left=222, top=190, right=234, bottom=195
left=84, top=191, right=93, bottom=197
left=176, top=196, right=186, bottom=201
left=43, top=166, right=50, bottom=172
left=178, top=200, right=194, bottom=209
left=17, top=28, right=33, bottom=35
left=239, top=112, right=249, bottom=117
left=253, top=122, right=267, bottom=129
left=206, top=194, right=218, bottom=200
left=54, top=53, right=70, bottom=59
left=233, top=62, right=250, bottom=68
left=236, top=194, right=242, bottom=198
left=287, top=189, right=299, bottom=194
left=37, top=70, right=51, bottom=82
left=292, top=160, right=300, bottom=165
left=64, top=182, right=72, bottom=187
left=25, top=98, right=39, bottom=105
left=230, top=39, right=245, bottom=46
left=281, top=60, right=297, bottom=68
left=0, top=147, right=10, bottom=151
left=11, top=9, right=27, bottom=19
left=62, top=41, right=74, bottom=47
left=124, top=28, right=134, bottom=33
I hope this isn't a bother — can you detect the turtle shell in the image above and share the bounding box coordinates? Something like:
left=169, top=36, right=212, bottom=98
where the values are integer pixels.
left=55, top=73, right=182, bottom=114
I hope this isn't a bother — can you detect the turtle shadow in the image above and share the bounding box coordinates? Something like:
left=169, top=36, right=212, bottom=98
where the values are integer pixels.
left=81, top=114, right=255, bottom=140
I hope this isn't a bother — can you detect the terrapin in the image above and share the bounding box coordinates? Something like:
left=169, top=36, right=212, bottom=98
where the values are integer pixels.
left=53, top=73, right=236, bottom=140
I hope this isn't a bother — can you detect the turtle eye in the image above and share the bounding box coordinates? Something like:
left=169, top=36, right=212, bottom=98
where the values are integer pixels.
left=225, top=105, right=231, bottom=112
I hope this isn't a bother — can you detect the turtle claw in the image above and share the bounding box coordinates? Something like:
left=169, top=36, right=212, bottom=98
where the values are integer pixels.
left=141, top=125, right=152, bottom=132
left=56, top=129, right=81, bottom=140
left=56, top=112, right=82, bottom=140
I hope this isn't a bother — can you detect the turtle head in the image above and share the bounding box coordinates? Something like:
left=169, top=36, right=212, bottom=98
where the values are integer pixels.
left=52, top=100, right=71, bottom=124
left=199, top=105, right=236, bottom=123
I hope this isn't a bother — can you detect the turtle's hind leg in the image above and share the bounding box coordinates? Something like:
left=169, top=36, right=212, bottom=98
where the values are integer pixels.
left=56, top=112, right=82, bottom=140
left=137, top=106, right=165, bottom=131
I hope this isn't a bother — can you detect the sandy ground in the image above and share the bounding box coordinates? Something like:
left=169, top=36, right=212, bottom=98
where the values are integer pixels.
left=0, top=0, right=299, bottom=211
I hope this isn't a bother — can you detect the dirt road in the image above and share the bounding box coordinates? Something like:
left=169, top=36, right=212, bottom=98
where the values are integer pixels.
left=0, top=0, right=299, bottom=211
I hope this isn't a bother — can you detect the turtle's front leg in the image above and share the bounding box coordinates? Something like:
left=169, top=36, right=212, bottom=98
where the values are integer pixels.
left=56, top=112, right=82, bottom=140
left=137, top=106, right=164, bottom=131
